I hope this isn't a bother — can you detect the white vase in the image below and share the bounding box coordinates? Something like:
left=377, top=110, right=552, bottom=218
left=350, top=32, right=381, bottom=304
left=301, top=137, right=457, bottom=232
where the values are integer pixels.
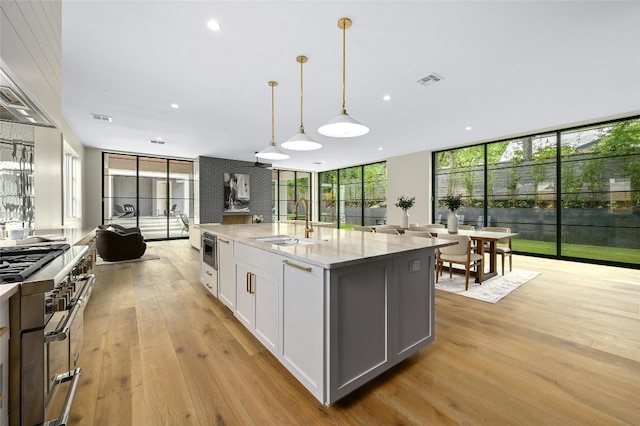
left=447, top=211, right=459, bottom=234
left=401, top=211, right=409, bottom=229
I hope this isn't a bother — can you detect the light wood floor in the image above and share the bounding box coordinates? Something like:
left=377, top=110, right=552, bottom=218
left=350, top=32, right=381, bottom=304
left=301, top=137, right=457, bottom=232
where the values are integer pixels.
left=69, top=240, right=640, bottom=425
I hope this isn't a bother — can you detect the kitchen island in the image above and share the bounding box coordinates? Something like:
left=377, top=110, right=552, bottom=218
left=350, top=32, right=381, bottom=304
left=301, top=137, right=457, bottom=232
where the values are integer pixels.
left=199, top=223, right=453, bottom=405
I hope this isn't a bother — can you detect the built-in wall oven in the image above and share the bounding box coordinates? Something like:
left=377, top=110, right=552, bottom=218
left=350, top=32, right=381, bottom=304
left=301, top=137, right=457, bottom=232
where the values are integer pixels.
left=202, top=232, right=218, bottom=271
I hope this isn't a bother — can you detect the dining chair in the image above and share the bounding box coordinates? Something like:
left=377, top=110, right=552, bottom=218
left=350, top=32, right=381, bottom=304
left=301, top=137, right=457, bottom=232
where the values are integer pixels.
left=481, top=226, right=512, bottom=275
left=425, top=223, right=445, bottom=229
left=436, top=234, right=483, bottom=290
left=180, top=214, right=189, bottom=235
left=403, top=230, right=432, bottom=238
left=458, top=224, right=475, bottom=230
left=376, top=228, right=400, bottom=235
left=375, top=224, right=402, bottom=230
left=314, top=222, right=336, bottom=229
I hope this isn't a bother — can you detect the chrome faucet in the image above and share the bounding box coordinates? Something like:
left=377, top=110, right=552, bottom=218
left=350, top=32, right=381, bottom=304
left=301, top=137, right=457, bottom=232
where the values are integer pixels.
left=294, top=197, right=313, bottom=238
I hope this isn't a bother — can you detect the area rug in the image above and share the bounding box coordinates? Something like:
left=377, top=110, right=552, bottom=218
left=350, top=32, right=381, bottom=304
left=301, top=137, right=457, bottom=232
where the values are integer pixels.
left=95, top=252, right=160, bottom=266
left=435, top=269, right=541, bottom=303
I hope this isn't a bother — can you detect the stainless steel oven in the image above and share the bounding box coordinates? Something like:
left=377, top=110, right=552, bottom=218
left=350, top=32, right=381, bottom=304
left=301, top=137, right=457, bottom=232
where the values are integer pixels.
left=202, top=232, right=217, bottom=271
left=5, top=243, right=92, bottom=426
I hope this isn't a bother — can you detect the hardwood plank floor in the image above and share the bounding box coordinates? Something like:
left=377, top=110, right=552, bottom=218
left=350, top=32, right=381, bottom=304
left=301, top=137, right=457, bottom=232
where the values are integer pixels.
left=70, top=240, right=640, bottom=425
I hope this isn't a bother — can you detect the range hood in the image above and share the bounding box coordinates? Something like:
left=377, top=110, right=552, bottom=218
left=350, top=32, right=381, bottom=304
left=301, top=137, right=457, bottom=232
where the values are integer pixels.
left=0, top=67, right=54, bottom=127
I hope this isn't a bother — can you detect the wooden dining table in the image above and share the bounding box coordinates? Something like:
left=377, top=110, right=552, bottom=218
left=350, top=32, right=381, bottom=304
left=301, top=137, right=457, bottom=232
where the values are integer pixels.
left=425, top=228, right=518, bottom=283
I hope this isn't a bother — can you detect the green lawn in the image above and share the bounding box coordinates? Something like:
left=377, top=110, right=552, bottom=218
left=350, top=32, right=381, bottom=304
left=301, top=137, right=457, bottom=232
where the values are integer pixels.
left=514, top=239, right=640, bottom=264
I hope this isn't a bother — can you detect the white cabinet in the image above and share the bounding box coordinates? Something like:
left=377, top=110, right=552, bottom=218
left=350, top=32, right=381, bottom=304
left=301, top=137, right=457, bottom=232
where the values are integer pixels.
left=234, top=243, right=280, bottom=356
left=217, top=237, right=235, bottom=310
left=200, top=262, right=217, bottom=296
left=281, top=259, right=324, bottom=401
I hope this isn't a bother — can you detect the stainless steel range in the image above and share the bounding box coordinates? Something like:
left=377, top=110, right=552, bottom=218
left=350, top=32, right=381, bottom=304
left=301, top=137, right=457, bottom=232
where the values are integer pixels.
left=1, top=243, right=93, bottom=426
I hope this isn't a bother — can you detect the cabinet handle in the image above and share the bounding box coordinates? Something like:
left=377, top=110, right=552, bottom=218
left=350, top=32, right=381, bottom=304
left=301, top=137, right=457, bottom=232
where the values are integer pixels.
left=249, top=272, right=255, bottom=294
left=206, top=270, right=212, bottom=276
left=0, top=326, right=7, bottom=338
left=283, top=260, right=312, bottom=273
left=220, top=238, right=230, bottom=244
left=246, top=272, right=250, bottom=293
left=206, top=284, right=212, bottom=289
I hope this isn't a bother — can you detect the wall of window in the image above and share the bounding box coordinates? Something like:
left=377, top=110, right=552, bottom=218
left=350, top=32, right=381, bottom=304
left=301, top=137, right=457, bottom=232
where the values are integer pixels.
left=272, top=170, right=312, bottom=222
left=103, top=153, right=194, bottom=240
left=319, top=162, right=387, bottom=227
left=433, top=116, right=640, bottom=268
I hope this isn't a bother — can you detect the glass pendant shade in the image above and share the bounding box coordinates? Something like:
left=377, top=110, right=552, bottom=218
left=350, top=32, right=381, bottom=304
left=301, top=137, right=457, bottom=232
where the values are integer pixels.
left=282, top=130, right=322, bottom=151
left=319, top=17, right=369, bottom=138
left=318, top=111, right=369, bottom=137
left=282, top=55, right=322, bottom=151
left=256, top=140, right=290, bottom=160
left=256, top=81, right=290, bottom=161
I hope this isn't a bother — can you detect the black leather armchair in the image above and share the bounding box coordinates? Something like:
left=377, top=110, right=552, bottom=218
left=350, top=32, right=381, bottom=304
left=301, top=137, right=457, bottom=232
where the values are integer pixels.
left=96, top=227, right=146, bottom=261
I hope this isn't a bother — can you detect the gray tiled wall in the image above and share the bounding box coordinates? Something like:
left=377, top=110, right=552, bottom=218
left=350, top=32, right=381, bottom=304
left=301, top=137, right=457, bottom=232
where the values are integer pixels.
left=198, top=156, right=272, bottom=224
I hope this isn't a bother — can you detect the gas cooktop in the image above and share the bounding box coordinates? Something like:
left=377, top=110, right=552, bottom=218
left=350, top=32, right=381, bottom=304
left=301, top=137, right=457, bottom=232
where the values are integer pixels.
left=0, top=243, right=71, bottom=283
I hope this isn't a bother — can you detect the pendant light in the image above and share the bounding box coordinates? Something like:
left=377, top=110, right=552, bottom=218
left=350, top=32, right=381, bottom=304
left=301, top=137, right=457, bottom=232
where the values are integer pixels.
left=282, top=56, right=322, bottom=151
left=318, top=17, right=369, bottom=138
left=256, top=81, right=290, bottom=161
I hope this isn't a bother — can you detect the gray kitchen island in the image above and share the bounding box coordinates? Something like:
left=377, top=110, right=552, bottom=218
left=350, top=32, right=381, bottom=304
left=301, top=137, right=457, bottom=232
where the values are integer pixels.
left=199, top=223, right=453, bottom=405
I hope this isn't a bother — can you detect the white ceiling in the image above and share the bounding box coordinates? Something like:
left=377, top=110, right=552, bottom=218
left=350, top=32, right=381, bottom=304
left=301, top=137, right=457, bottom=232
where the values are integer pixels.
left=61, top=1, right=640, bottom=172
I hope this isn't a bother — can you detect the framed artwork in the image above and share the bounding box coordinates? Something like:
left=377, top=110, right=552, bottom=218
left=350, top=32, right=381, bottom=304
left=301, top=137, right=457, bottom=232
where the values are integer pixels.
left=224, top=172, right=250, bottom=212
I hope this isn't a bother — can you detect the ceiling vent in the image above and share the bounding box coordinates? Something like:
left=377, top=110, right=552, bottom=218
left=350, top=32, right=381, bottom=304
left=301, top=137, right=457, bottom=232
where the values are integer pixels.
left=417, top=73, right=444, bottom=87
left=150, top=140, right=165, bottom=145
left=90, top=112, right=112, bottom=122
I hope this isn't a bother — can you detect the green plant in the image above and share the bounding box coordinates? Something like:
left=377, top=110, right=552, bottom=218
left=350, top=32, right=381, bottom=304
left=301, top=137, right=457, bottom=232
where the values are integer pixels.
left=442, top=194, right=463, bottom=211
left=394, top=195, right=415, bottom=212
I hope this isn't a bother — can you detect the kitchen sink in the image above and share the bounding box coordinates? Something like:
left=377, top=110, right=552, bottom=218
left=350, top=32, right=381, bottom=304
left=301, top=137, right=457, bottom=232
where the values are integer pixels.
left=253, top=235, right=324, bottom=246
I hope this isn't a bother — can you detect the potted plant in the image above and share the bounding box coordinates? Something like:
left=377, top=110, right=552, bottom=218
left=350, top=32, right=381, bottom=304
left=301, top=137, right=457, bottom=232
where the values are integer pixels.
left=394, top=195, right=415, bottom=228
left=442, top=194, right=463, bottom=233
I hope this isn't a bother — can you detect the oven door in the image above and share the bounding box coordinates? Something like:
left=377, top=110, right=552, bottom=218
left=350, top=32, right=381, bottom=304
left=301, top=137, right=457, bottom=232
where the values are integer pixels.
left=42, top=276, right=93, bottom=425
left=70, top=275, right=94, bottom=368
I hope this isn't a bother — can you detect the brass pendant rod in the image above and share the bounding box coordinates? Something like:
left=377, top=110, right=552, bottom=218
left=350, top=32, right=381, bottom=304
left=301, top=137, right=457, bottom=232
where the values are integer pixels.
left=341, top=20, right=347, bottom=114
left=269, top=81, right=277, bottom=145
left=337, top=18, right=352, bottom=115
left=298, top=56, right=305, bottom=132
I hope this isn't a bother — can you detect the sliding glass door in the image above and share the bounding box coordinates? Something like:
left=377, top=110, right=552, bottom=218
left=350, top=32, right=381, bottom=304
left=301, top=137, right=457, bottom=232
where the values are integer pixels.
left=103, top=153, right=194, bottom=239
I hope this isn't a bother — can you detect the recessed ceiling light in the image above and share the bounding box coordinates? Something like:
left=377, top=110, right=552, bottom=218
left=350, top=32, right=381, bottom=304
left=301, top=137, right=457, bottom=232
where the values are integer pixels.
left=465, top=126, right=472, bottom=131
left=378, top=147, right=383, bottom=151
left=170, top=103, right=179, bottom=109
left=207, top=19, right=221, bottom=31
left=312, top=161, right=326, bottom=165
left=383, top=95, right=391, bottom=101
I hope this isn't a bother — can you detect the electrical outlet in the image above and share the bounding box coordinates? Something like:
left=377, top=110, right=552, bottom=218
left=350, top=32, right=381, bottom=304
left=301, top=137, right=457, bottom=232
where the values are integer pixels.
left=409, top=259, right=420, bottom=272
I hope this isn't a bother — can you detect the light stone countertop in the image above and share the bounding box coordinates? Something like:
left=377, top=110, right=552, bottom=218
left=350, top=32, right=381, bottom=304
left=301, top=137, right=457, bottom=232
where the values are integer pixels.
left=0, top=283, right=19, bottom=302
left=1, top=227, right=96, bottom=248
left=199, top=223, right=455, bottom=269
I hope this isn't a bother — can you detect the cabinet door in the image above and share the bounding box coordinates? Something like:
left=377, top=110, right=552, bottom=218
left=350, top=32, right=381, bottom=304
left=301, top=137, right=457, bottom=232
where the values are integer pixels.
left=218, top=237, right=235, bottom=310
left=392, top=250, right=435, bottom=360
left=253, top=267, right=278, bottom=355
left=281, top=259, right=324, bottom=401
left=234, top=261, right=279, bottom=356
left=234, top=262, right=253, bottom=329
